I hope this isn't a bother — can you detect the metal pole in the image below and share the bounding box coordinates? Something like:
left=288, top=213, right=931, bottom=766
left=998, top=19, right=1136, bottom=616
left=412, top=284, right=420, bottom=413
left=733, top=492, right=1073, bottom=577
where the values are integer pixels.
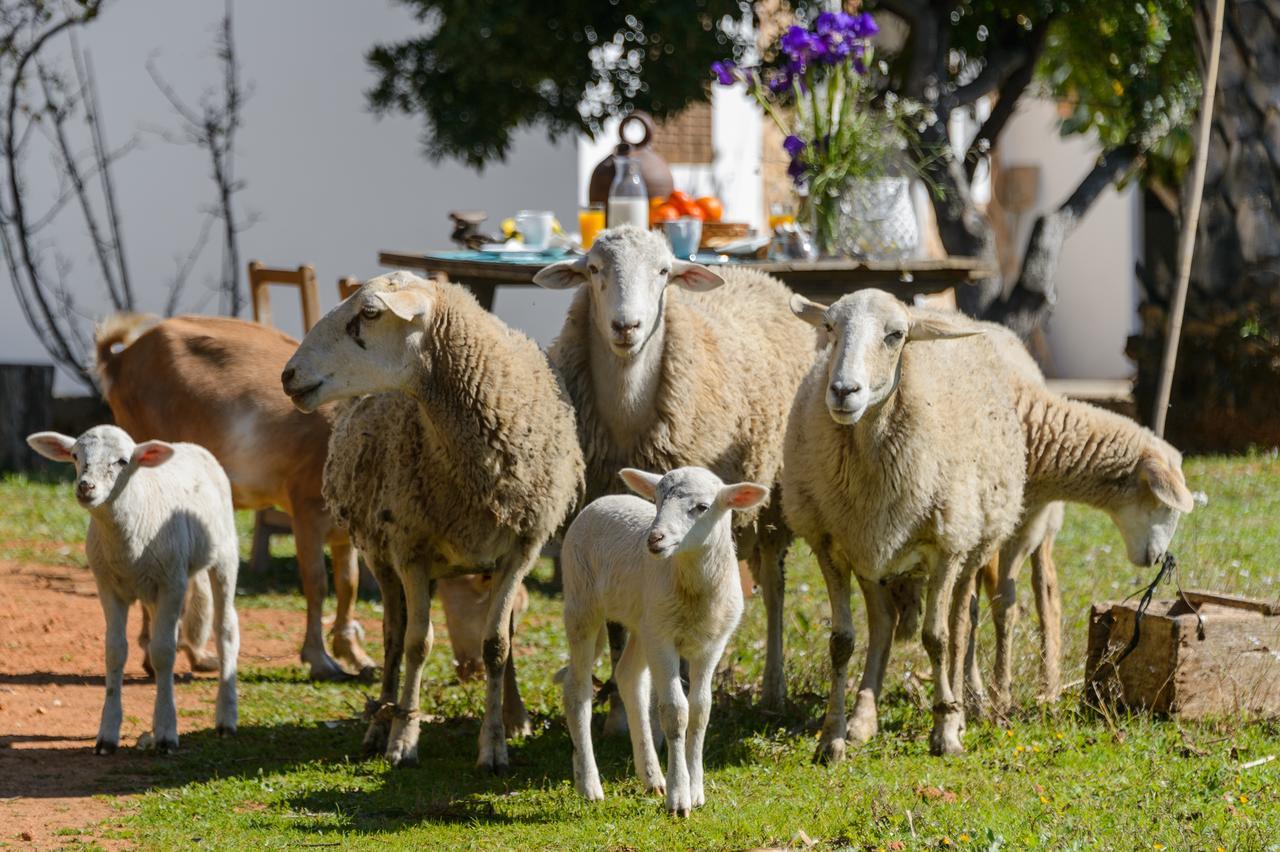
left=1152, top=0, right=1226, bottom=437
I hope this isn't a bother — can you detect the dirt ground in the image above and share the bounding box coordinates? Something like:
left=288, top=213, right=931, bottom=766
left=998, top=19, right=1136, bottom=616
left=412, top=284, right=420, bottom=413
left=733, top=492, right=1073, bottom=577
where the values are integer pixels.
left=0, top=558, right=331, bottom=848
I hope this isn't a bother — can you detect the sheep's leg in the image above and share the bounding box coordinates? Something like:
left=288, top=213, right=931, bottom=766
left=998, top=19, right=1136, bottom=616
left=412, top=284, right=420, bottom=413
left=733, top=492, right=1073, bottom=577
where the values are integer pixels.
left=477, top=544, right=538, bottom=774
left=146, top=586, right=185, bottom=753
left=209, top=558, right=240, bottom=736
left=602, top=621, right=630, bottom=736
left=990, top=544, right=1023, bottom=716
left=329, top=535, right=376, bottom=677
left=363, top=558, right=405, bottom=756
left=563, top=610, right=605, bottom=801
left=951, top=567, right=986, bottom=722
left=385, top=566, right=433, bottom=768
left=616, top=634, right=662, bottom=794
left=291, top=506, right=347, bottom=681
left=813, top=548, right=854, bottom=764
left=179, top=570, right=219, bottom=672
left=94, top=582, right=130, bottom=755
left=502, top=608, right=532, bottom=738
left=755, top=530, right=789, bottom=712
left=848, top=575, right=896, bottom=745
left=1031, top=533, right=1063, bottom=704
left=685, top=641, right=725, bottom=810
left=649, top=639, right=691, bottom=817
left=138, top=604, right=154, bottom=679
left=924, top=557, right=964, bottom=756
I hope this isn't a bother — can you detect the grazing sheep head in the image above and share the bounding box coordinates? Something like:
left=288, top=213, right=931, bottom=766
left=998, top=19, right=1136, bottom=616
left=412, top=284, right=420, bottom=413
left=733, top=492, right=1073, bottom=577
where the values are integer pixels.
left=282, top=271, right=433, bottom=413
left=1111, top=445, right=1195, bottom=566
left=619, top=466, right=768, bottom=559
left=533, top=226, right=724, bottom=358
left=27, top=425, right=174, bottom=509
left=791, top=289, right=981, bottom=425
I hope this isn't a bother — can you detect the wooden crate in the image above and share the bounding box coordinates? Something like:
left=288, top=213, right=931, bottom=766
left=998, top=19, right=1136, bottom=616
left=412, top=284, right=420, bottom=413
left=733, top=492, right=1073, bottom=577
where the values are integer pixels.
left=1084, top=591, right=1280, bottom=719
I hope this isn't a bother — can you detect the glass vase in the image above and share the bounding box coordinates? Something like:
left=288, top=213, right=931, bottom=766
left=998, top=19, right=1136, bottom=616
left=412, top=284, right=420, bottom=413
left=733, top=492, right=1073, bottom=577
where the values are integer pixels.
left=803, top=176, right=919, bottom=260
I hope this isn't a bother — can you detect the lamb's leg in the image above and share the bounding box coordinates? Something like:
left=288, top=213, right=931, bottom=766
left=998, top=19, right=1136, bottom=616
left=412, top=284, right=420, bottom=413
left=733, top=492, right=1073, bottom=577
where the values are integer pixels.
left=616, top=634, right=662, bottom=794
left=563, top=611, right=605, bottom=801
left=1031, top=531, right=1063, bottom=704
left=502, top=608, right=532, bottom=738
left=385, top=565, right=432, bottom=768
left=755, top=529, right=789, bottom=712
left=602, top=621, right=630, bottom=736
left=145, top=587, right=185, bottom=753
left=924, top=557, right=964, bottom=756
left=990, top=543, right=1023, bottom=716
left=813, top=548, right=854, bottom=764
left=951, top=567, right=986, bottom=721
left=685, top=641, right=726, bottom=810
left=94, top=583, right=130, bottom=755
left=649, top=639, right=691, bottom=817
left=329, top=535, right=376, bottom=677
left=363, top=558, right=405, bottom=756
left=179, top=570, right=219, bottom=672
left=291, top=506, right=347, bottom=681
left=848, top=575, right=897, bottom=745
left=476, top=543, right=538, bottom=774
left=139, top=604, right=154, bottom=679
left=208, top=557, right=240, bottom=736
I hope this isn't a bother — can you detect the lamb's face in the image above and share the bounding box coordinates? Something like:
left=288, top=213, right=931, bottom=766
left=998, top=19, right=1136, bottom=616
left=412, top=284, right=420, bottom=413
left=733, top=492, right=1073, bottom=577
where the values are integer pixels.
left=26, top=425, right=174, bottom=509
left=1110, top=446, right=1195, bottom=566
left=533, top=226, right=724, bottom=358
left=282, top=272, right=432, bottom=412
left=619, top=466, right=768, bottom=559
left=791, top=290, right=982, bottom=425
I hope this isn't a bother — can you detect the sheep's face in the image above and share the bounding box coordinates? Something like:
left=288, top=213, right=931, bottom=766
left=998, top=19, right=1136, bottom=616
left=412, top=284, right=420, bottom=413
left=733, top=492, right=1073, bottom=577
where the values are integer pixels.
left=619, top=466, right=768, bottom=559
left=791, top=290, right=980, bottom=425
left=27, top=425, right=174, bottom=509
left=533, top=226, right=724, bottom=358
left=282, top=272, right=432, bottom=412
left=1110, top=447, right=1194, bottom=566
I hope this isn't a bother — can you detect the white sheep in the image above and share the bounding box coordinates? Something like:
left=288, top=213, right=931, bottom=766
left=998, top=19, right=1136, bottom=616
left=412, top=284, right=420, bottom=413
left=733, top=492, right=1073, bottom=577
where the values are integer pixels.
left=535, top=225, right=820, bottom=712
left=560, top=466, right=768, bottom=815
left=281, top=272, right=584, bottom=773
left=27, top=426, right=239, bottom=753
left=782, top=289, right=1026, bottom=759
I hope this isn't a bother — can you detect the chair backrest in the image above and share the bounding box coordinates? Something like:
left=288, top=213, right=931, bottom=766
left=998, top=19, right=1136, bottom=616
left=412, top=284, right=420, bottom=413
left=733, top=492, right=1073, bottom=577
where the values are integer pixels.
left=248, top=261, right=321, bottom=332
left=337, top=276, right=361, bottom=300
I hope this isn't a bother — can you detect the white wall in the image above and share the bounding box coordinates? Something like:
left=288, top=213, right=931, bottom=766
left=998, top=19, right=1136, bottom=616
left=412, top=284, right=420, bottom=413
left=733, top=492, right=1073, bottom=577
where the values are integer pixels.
left=0, top=0, right=578, bottom=394
left=998, top=99, right=1141, bottom=380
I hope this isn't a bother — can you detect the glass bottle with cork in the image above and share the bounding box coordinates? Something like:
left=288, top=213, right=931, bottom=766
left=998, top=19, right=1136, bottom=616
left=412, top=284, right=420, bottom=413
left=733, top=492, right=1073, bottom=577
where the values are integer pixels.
left=607, top=143, right=650, bottom=229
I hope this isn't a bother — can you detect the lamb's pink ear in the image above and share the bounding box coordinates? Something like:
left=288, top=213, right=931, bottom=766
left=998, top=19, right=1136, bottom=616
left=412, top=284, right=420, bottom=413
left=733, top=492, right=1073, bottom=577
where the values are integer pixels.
left=907, top=312, right=983, bottom=342
left=132, top=440, right=176, bottom=468
left=790, top=294, right=829, bottom=327
left=26, top=432, right=76, bottom=463
left=372, top=287, right=432, bottom=322
left=719, top=482, right=769, bottom=512
left=1139, top=454, right=1194, bottom=513
left=533, top=255, right=590, bottom=290
left=619, top=468, right=662, bottom=501
left=669, top=260, right=724, bottom=292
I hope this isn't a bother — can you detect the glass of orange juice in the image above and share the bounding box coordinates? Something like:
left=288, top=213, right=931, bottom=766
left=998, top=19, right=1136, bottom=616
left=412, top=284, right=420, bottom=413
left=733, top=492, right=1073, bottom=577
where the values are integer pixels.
left=578, top=204, right=606, bottom=249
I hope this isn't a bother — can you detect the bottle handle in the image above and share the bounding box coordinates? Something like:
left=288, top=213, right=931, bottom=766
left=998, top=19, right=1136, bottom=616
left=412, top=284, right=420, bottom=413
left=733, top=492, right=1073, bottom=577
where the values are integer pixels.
left=618, top=112, right=656, bottom=149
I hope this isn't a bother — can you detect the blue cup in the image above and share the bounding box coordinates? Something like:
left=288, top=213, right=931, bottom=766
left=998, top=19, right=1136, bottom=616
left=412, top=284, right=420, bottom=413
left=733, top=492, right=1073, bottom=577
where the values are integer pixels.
left=663, top=218, right=702, bottom=260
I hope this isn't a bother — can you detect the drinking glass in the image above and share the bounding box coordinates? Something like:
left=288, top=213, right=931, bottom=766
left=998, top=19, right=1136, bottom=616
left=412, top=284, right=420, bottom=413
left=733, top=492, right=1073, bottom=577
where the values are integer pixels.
left=516, top=210, right=555, bottom=251
left=663, top=218, right=702, bottom=260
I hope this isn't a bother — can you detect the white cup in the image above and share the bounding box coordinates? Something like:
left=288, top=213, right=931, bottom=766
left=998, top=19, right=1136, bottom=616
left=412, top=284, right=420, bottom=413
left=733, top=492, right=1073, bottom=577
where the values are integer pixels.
left=516, top=210, right=555, bottom=251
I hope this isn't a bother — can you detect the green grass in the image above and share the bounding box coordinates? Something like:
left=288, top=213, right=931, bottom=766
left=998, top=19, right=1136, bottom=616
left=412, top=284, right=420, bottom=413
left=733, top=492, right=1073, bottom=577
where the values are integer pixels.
left=6, top=454, right=1280, bottom=849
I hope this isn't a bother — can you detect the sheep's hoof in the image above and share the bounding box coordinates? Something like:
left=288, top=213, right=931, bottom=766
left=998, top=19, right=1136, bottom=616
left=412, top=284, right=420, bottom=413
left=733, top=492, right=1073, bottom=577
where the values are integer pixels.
left=477, top=754, right=510, bottom=776
left=142, top=656, right=156, bottom=680
left=813, top=737, right=847, bottom=765
left=188, top=651, right=221, bottom=673
left=93, top=739, right=117, bottom=756
left=928, top=731, right=965, bottom=757
left=385, top=745, right=419, bottom=768
left=331, top=626, right=378, bottom=675
left=504, top=711, right=533, bottom=740
left=154, top=738, right=179, bottom=755
left=601, top=702, right=629, bottom=737
left=215, top=724, right=236, bottom=738
left=362, top=721, right=390, bottom=756
left=759, top=679, right=786, bottom=713
left=576, top=778, right=605, bottom=802
left=846, top=714, right=877, bottom=745
left=667, top=805, right=691, bottom=819
left=303, top=649, right=354, bottom=682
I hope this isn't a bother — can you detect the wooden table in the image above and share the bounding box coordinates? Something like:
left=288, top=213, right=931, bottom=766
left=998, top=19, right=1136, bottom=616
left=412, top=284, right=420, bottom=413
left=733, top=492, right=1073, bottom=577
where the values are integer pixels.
left=379, top=250, right=994, bottom=311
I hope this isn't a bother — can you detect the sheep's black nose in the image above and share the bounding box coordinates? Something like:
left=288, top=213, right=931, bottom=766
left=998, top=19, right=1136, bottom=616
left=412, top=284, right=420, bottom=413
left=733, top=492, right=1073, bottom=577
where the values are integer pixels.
left=612, top=319, right=641, bottom=334
left=281, top=367, right=296, bottom=386
left=830, top=380, right=862, bottom=400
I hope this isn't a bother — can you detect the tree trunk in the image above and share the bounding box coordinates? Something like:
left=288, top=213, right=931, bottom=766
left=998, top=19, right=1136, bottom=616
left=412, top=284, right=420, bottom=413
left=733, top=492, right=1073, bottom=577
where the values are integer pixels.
left=1129, top=0, right=1280, bottom=451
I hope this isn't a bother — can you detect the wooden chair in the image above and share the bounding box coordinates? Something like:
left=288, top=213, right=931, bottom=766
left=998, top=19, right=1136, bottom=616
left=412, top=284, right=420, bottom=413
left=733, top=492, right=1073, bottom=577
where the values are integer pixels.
left=338, top=276, right=361, bottom=300
left=246, top=261, right=322, bottom=574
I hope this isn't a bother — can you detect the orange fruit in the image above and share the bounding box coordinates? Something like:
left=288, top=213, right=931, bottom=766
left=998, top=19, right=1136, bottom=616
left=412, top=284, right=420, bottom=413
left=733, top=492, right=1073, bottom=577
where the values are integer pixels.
left=652, top=202, right=682, bottom=224
left=668, top=190, right=693, bottom=206
left=696, top=196, right=724, bottom=223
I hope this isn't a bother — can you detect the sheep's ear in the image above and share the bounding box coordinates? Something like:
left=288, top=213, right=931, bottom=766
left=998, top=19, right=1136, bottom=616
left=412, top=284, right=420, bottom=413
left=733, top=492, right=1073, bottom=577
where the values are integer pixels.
left=719, top=482, right=769, bottom=512
left=132, top=440, right=176, bottom=468
left=907, top=313, right=982, bottom=342
left=619, top=468, right=661, bottom=501
left=372, top=288, right=432, bottom=322
left=1139, top=454, right=1194, bottom=513
left=669, top=260, right=724, bottom=292
left=26, top=432, right=76, bottom=463
left=790, top=294, right=829, bottom=327
left=533, top=255, right=590, bottom=290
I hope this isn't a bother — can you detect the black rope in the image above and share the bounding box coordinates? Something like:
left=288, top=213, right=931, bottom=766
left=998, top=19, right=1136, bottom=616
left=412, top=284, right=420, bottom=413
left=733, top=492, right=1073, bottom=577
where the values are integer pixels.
left=1113, top=551, right=1179, bottom=668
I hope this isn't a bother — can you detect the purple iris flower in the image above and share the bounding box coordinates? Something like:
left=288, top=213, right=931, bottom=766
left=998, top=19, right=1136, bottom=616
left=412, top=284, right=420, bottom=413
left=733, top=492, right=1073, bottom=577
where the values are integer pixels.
left=783, top=135, right=806, bottom=158
left=780, top=25, right=822, bottom=68
left=711, top=60, right=737, bottom=86
left=787, top=157, right=809, bottom=184
left=850, top=12, right=879, bottom=38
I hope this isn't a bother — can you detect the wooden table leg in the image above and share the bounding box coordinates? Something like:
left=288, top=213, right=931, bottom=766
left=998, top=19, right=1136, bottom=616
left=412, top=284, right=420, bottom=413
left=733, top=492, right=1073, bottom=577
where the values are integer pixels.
left=458, top=278, right=498, bottom=311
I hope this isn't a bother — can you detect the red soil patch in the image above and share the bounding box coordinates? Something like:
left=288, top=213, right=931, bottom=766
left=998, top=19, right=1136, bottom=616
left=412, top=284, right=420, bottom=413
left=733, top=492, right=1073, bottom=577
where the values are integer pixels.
left=0, top=559, right=335, bottom=848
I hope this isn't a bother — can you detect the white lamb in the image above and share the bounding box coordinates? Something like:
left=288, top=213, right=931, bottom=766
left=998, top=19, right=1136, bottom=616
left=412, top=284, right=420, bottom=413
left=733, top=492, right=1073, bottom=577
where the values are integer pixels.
left=27, top=426, right=239, bottom=754
left=560, top=466, right=768, bottom=816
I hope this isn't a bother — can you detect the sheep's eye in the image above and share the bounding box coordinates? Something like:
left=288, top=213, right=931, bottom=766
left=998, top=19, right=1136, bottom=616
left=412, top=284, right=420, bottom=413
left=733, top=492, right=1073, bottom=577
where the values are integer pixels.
left=658, top=268, right=670, bottom=277
left=693, top=502, right=710, bottom=514
left=115, top=458, right=128, bottom=467
left=885, top=329, right=905, bottom=344
left=360, top=304, right=381, bottom=320
left=588, top=265, right=600, bottom=276
left=824, top=322, right=834, bottom=334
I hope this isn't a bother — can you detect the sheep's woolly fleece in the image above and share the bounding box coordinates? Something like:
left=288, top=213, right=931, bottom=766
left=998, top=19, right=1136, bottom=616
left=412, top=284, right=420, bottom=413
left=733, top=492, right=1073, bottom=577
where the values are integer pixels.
left=323, top=278, right=584, bottom=566
left=549, top=263, right=819, bottom=530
